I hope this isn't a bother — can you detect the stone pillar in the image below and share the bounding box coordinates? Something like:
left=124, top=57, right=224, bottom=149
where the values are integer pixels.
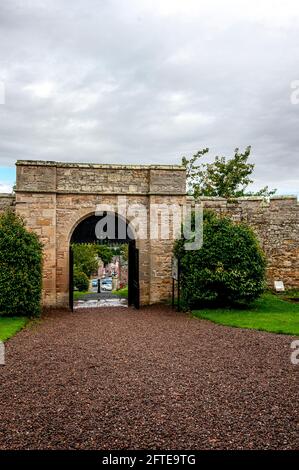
left=15, top=163, right=57, bottom=307
left=148, top=169, right=186, bottom=303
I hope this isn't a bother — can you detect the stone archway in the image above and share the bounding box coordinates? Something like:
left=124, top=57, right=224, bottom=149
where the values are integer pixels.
left=15, top=160, right=187, bottom=308
left=69, top=211, right=139, bottom=310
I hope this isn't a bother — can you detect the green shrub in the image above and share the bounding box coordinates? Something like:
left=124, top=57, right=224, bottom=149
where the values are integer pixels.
left=174, top=210, right=266, bottom=308
left=0, top=210, right=43, bottom=317
left=72, top=243, right=98, bottom=277
left=73, top=267, right=89, bottom=291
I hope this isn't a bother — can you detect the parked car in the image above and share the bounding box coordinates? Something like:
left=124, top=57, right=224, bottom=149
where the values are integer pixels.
left=100, top=278, right=112, bottom=292
left=91, top=279, right=98, bottom=288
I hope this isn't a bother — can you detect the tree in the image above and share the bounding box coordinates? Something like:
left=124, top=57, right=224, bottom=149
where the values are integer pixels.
left=111, top=244, right=128, bottom=262
left=0, top=210, right=42, bottom=317
left=72, top=243, right=114, bottom=281
left=174, top=210, right=266, bottom=309
left=95, top=244, right=113, bottom=266
left=72, top=243, right=98, bottom=278
left=120, top=243, right=128, bottom=262
left=182, top=146, right=276, bottom=199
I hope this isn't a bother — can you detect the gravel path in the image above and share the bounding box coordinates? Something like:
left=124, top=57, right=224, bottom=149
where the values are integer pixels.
left=0, top=306, right=298, bottom=450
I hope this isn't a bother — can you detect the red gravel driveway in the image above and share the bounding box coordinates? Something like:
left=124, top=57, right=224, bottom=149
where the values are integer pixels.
left=0, top=306, right=298, bottom=450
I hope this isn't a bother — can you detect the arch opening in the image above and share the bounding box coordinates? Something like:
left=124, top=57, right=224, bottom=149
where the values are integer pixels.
left=69, top=212, right=139, bottom=311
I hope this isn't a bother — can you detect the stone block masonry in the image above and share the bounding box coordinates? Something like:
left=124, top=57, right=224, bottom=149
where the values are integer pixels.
left=2, top=159, right=297, bottom=309
left=0, top=193, right=15, bottom=213
left=195, top=196, right=299, bottom=290
left=15, top=160, right=186, bottom=308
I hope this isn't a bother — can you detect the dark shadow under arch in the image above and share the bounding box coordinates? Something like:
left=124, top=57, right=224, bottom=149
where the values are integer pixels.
left=70, top=212, right=135, bottom=244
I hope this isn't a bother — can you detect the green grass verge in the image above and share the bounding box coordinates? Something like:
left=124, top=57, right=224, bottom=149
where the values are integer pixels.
left=0, top=317, right=28, bottom=342
left=282, top=289, right=299, bottom=301
left=112, top=286, right=128, bottom=298
left=193, top=293, right=299, bottom=336
left=73, top=290, right=90, bottom=300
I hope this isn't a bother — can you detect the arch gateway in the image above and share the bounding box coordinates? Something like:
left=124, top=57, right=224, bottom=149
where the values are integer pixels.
left=15, top=160, right=187, bottom=308
left=0, top=159, right=297, bottom=309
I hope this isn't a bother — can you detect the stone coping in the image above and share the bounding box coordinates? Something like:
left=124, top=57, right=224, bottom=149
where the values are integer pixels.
left=186, top=195, right=298, bottom=201
left=16, top=160, right=185, bottom=171
left=12, top=190, right=297, bottom=200
left=14, top=189, right=187, bottom=196
left=0, top=193, right=14, bottom=198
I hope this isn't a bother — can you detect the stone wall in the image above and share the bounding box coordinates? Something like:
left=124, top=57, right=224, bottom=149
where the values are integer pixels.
left=13, top=159, right=299, bottom=309
left=0, top=193, right=15, bottom=213
left=197, top=196, right=299, bottom=290
left=16, top=161, right=186, bottom=195
left=15, top=160, right=186, bottom=308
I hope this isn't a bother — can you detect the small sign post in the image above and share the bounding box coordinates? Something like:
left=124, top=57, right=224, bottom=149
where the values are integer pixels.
left=172, top=257, right=178, bottom=281
left=171, top=257, right=181, bottom=311
left=177, top=258, right=181, bottom=312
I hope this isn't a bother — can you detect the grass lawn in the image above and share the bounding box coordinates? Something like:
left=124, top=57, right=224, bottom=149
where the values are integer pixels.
left=73, top=290, right=90, bottom=300
left=193, top=293, right=299, bottom=336
left=0, top=317, right=28, bottom=342
left=112, top=286, right=128, bottom=298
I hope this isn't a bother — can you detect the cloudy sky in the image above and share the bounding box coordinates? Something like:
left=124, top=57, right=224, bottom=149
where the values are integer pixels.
left=0, top=0, right=299, bottom=194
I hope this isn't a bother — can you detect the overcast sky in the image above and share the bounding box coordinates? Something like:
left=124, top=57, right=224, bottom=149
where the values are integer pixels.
left=0, top=0, right=299, bottom=194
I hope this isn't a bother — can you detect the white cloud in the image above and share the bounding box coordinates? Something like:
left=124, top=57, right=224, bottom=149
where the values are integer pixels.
left=0, top=0, right=298, bottom=193
left=173, top=112, right=214, bottom=127
left=24, top=81, right=56, bottom=98
left=142, top=0, right=299, bottom=25
left=0, top=183, right=13, bottom=193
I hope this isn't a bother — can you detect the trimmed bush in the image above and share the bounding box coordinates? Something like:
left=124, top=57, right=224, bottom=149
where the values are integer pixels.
left=73, top=266, right=89, bottom=292
left=0, top=210, right=43, bottom=317
left=174, top=210, right=266, bottom=308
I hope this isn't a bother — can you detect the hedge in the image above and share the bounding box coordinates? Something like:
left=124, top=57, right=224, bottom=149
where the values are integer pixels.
left=0, top=210, right=43, bottom=317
